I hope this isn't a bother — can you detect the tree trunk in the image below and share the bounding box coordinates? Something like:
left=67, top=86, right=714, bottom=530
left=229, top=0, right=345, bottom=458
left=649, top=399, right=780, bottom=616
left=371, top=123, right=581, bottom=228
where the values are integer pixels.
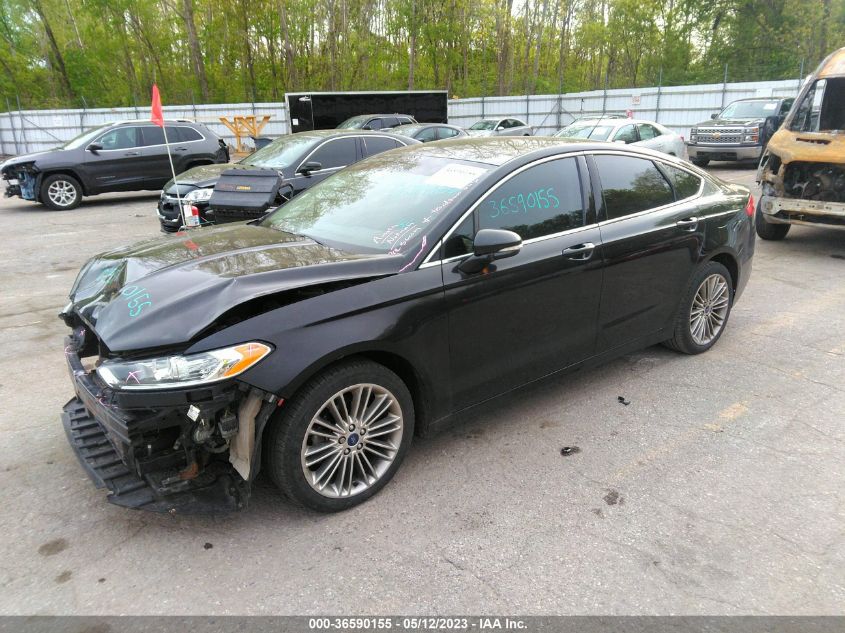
left=408, top=0, right=416, bottom=90
left=31, top=0, right=75, bottom=99
left=277, top=0, right=297, bottom=90
left=181, top=0, right=210, bottom=101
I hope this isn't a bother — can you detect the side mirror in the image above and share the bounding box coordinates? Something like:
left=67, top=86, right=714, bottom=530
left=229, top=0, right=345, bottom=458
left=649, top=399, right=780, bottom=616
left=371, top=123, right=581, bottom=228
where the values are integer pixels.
left=362, top=124, right=373, bottom=130
left=458, top=229, right=522, bottom=274
left=496, top=125, right=505, bottom=131
left=86, top=143, right=102, bottom=153
left=297, top=161, right=322, bottom=176
left=710, top=113, right=718, bottom=120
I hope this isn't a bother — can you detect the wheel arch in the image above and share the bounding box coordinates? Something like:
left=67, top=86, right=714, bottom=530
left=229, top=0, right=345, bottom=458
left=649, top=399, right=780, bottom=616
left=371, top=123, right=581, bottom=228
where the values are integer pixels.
left=38, top=168, right=89, bottom=196
left=706, top=251, right=739, bottom=294
left=274, top=345, right=436, bottom=438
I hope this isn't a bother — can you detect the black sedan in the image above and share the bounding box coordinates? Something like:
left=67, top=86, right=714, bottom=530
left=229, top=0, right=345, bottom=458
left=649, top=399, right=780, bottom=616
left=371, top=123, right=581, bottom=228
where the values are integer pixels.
left=60, top=138, right=754, bottom=513
left=158, top=130, right=418, bottom=232
left=392, top=123, right=468, bottom=142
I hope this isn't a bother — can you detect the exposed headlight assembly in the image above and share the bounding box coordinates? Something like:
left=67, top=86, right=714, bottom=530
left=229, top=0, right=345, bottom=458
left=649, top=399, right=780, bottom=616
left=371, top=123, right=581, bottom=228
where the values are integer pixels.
left=97, top=342, right=272, bottom=390
left=185, top=187, right=214, bottom=202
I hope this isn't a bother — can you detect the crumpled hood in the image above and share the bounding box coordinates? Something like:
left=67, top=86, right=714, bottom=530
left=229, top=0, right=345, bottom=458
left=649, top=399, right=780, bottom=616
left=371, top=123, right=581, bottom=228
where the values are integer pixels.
left=696, top=118, right=766, bottom=127
left=67, top=223, right=402, bottom=352
left=1, top=150, right=61, bottom=172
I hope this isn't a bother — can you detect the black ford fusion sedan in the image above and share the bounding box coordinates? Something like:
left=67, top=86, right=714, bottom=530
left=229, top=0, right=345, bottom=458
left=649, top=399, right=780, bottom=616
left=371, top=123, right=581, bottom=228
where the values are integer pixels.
left=60, top=137, right=754, bottom=513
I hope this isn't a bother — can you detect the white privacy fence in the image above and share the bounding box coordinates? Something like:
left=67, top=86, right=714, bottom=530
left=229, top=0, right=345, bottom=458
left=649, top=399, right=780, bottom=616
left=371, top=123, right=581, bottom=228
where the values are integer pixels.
left=1, top=78, right=802, bottom=156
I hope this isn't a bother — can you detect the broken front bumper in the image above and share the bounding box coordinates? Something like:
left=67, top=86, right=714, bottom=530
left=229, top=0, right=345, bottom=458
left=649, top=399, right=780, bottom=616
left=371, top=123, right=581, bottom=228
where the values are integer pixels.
left=61, top=335, right=258, bottom=513
left=759, top=196, right=845, bottom=229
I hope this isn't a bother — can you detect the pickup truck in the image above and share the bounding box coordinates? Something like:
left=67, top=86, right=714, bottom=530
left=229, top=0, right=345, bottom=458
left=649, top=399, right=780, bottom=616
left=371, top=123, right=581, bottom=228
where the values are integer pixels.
left=687, top=97, right=794, bottom=167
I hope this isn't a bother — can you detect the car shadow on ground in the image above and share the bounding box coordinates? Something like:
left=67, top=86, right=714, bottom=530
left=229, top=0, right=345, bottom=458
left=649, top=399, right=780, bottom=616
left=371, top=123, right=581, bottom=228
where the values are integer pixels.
left=132, top=343, right=680, bottom=531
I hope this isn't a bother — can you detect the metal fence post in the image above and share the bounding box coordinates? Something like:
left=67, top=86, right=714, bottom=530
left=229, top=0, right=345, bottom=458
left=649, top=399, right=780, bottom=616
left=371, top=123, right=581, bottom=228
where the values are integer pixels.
left=16, top=94, right=28, bottom=154
left=797, top=58, right=805, bottom=94
left=481, top=96, right=485, bottom=119
left=5, top=97, right=19, bottom=155
left=525, top=93, right=530, bottom=122
left=655, top=67, right=663, bottom=123
left=720, top=64, right=728, bottom=109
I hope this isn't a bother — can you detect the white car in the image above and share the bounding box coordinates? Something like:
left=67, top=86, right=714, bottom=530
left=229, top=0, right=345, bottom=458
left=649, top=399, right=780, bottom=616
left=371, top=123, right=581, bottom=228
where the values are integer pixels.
left=466, top=118, right=534, bottom=137
left=554, top=118, right=686, bottom=157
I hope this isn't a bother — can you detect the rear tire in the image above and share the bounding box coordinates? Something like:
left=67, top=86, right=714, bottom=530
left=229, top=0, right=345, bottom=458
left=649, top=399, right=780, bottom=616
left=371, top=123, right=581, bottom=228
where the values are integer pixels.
left=755, top=204, right=790, bottom=240
left=664, top=261, right=733, bottom=355
left=40, top=173, right=82, bottom=210
left=690, top=157, right=710, bottom=167
left=264, top=358, right=414, bottom=512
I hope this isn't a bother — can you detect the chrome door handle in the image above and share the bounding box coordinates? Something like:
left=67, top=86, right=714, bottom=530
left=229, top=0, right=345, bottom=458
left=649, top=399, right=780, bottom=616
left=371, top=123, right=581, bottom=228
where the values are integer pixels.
left=562, top=242, right=596, bottom=260
left=676, top=217, right=699, bottom=230
left=124, top=151, right=141, bottom=156
left=174, top=147, right=188, bottom=151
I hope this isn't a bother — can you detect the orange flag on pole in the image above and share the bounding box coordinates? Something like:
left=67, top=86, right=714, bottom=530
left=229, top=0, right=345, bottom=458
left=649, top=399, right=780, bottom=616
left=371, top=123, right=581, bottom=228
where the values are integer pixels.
left=151, top=84, right=164, bottom=127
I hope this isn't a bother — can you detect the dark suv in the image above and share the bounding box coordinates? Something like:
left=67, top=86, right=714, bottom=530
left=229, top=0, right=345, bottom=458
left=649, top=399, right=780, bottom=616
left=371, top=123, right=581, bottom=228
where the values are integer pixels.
left=336, top=114, right=417, bottom=130
left=1, top=120, right=228, bottom=210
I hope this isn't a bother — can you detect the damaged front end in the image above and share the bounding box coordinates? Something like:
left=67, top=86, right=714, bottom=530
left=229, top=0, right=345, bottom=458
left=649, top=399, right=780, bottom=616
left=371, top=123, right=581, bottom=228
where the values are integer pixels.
left=2, top=161, right=39, bottom=201
left=757, top=55, right=845, bottom=230
left=60, top=322, right=279, bottom=514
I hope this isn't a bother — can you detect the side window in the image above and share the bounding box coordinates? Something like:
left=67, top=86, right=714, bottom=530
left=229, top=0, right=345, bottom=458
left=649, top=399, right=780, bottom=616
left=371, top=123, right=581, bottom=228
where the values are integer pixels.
left=613, top=124, right=638, bottom=144
left=367, top=118, right=384, bottom=130
left=660, top=164, right=702, bottom=201
left=779, top=99, right=793, bottom=116
left=383, top=117, right=400, bottom=128
left=176, top=126, right=203, bottom=141
left=362, top=136, right=400, bottom=157
left=398, top=117, right=413, bottom=125
left=637, top=124, right=657, bottom=140
left=511, top=119, right=526, bottom=128
left=442, top=214, right=475, bottom=259
left=308, top=137, right=358, bottom=169
left=141, top=126, right=165, bottom=146
left=438, top=127, right=460, bottom=139
left=96, top=126, right=140, bottom=150
left=478, top=158, right=584, bottom=240
left=416, top=127, right=438, bottom=142
left=594, top=155, right=674, bottom=219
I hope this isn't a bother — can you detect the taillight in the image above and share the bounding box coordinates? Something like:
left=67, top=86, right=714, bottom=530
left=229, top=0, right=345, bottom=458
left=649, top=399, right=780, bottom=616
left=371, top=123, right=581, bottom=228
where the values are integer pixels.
left=745, top=194, right=755, bottom=217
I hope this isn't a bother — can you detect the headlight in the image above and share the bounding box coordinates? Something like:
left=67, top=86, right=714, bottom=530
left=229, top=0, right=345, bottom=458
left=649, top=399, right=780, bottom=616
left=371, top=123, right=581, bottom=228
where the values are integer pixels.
left=185, top=187, right=213, bottom=202
left=97, top=342, right=272, bottom=390
left=743, top=126, right=760, bottom=143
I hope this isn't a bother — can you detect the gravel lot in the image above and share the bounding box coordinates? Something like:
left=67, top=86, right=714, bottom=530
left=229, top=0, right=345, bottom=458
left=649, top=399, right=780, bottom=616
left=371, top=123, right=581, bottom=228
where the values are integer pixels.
left=0, top=164, right=843, bottom=615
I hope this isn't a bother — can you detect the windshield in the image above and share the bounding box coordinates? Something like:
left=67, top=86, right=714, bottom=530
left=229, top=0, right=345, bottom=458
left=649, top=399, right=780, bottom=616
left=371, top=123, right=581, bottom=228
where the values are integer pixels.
left=337, top=115, right=369, bottom=129
left=241, top=134, right=319, bottom=169
left=555, top=124, right=613, bottom=141
left=261, top=154, right=493, bottom=255
left=470, top=120, right=497, bottom=131
left=719, top=101, right=780, bottom=119
left=61, top=125, right=108, bottom=150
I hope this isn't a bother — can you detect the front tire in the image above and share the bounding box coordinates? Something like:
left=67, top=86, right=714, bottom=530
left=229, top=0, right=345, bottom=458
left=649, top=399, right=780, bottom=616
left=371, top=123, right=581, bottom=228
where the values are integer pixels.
left=40, top=173, right=82, bottom=210
left=690, top=157, right=710, bottom=167
left=664, top=262, right=733, bottom=355
left=755, top=204, right=790, bottom=240
left=265, top=359, right=414, bottom=512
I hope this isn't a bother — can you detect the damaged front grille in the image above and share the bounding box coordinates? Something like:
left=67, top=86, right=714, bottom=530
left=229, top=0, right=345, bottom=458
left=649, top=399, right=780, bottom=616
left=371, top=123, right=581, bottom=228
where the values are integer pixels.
left=784, top=162, right=845, bottom=202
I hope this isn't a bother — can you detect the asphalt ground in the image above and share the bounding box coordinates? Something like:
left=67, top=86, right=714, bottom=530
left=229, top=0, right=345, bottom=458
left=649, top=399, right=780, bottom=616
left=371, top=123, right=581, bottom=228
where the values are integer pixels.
left=0, top=163, right=843, bottom=615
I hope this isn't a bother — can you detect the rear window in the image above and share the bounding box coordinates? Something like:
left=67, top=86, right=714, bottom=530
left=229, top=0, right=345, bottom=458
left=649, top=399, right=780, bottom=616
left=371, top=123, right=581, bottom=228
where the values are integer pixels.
left=593, top=155, right=674, bottom=219
left=661, top=164, right=702, bottom=201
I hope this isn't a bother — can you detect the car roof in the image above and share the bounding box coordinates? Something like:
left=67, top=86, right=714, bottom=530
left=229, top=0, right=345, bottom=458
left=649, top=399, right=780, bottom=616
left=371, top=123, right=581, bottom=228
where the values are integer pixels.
left=732, top=97, right=791, bottom=102
left=817, top=47, right=845, bottom=78
left=395, top=136, right=669, bottom=167
left=282, top=129, right=416, bottom=139
left=563, top=118, right=663, bottom=127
